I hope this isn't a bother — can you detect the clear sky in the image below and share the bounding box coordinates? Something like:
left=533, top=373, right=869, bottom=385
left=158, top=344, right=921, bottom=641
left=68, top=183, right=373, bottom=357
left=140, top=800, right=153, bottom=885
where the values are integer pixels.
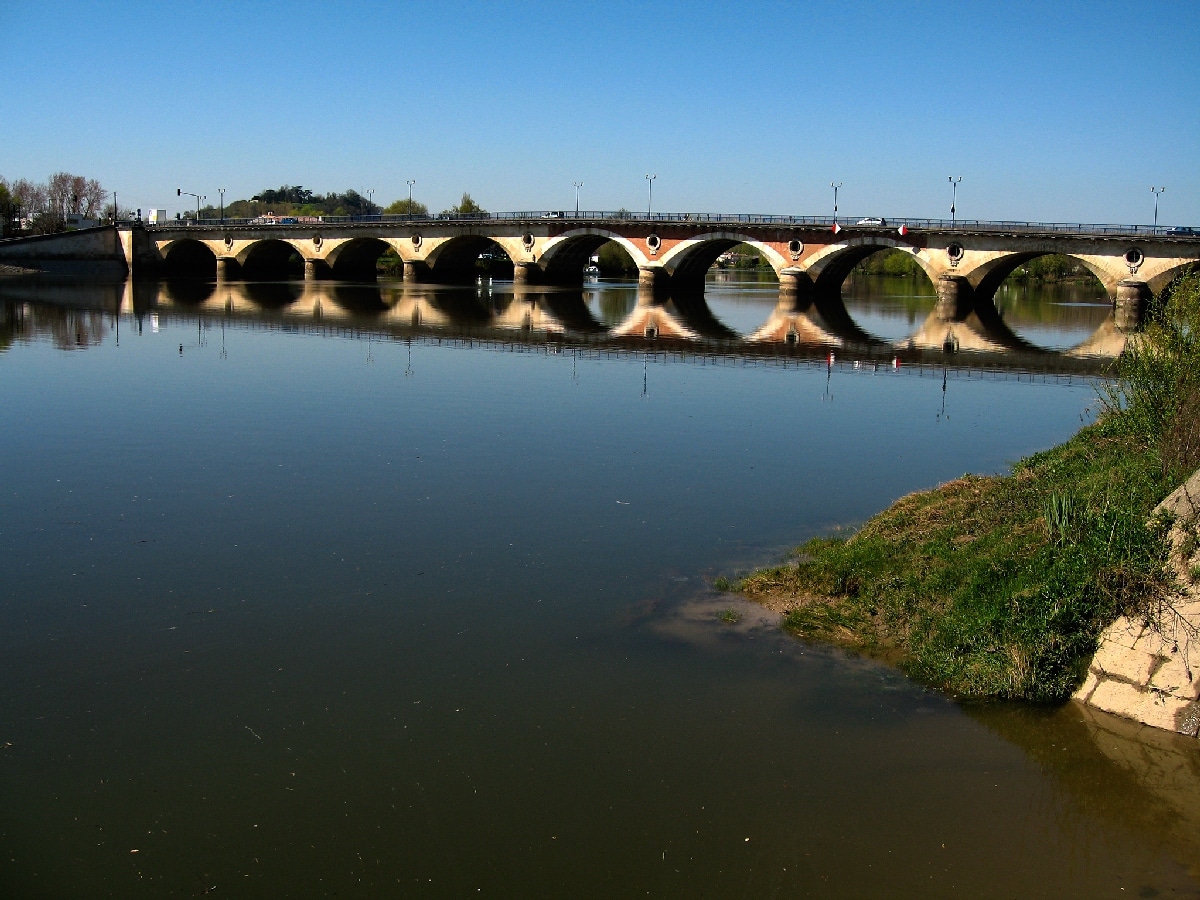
left=3, top=0, right=1198, bottom=225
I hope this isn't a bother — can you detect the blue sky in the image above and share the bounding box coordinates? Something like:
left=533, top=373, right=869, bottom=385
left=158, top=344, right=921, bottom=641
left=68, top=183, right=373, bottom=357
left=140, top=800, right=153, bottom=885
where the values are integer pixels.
left=3, top=0, right=1197, bottom=224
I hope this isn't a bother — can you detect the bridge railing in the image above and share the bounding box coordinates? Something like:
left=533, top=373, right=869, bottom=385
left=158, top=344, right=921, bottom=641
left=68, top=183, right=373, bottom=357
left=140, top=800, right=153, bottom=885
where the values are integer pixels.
left=132, top=212, right=1197, bottom=238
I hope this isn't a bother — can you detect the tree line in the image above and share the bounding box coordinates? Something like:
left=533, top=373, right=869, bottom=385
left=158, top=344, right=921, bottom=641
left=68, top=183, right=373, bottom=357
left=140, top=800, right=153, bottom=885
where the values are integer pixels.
left=0, top=172, right=109, bottom=237
left=197, top=186, right=489, bottom=220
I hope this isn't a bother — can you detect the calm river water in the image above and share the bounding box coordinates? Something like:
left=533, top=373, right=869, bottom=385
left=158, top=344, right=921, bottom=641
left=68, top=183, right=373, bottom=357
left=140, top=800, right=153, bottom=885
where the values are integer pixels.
left=1, top=272, right=1198, bottom=897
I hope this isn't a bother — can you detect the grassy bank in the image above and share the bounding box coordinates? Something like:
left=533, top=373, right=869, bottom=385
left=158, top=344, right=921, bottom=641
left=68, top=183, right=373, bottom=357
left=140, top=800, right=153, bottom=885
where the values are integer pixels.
left=732, top=271, right=1200, bottom=701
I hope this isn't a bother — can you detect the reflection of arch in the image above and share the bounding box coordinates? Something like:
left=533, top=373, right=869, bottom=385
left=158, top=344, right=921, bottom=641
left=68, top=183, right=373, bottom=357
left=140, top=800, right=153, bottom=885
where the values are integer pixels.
left=424, top=235, right=514, bottom=283
left=329, top=282, right=389, bottom=313
left=163, top=278, right=215, bottom=305
left=243, top=281, right=302, bottom=308
left=161, top=239, right=217, bottom=279
left=238, top=239, right=304, bottom=280
left=531, top=290, right=606, bottom=333
left=325, top=237, right=393, bottom=282
left=612, top=292, right=738, bottom=341
left=659, top=233, right=787, bottom=289
left=540, top=229, right=648, bottom=282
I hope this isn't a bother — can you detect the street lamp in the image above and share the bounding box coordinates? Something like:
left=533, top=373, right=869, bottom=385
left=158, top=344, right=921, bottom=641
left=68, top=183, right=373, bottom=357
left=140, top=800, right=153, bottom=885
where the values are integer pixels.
left=645, top=174, right=657, bottom=219
left=573, top=181, right=583, bottom=216
left=406, top=179, right=416, bottom=217
left=177, top=188, right=204, bottom=221
left=367, top=189, right=375, bottom=219
left=831, top=182, right=842, bottom=223
left=948, top=176, right=962, bottom=227
left=1151, top=186, right=1166, bottom=228
left=218, top=187, right=225, bottom=224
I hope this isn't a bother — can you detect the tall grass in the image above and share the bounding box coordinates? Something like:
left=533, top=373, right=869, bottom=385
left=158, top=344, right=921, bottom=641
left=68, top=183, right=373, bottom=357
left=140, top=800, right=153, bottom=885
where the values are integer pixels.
left=738, top=270, right=1200, bottom=700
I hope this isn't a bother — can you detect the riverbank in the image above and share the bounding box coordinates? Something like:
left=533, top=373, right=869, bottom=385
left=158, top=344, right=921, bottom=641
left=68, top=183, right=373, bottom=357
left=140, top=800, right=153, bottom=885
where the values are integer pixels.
left=732, top=272, right=1200, bottom=706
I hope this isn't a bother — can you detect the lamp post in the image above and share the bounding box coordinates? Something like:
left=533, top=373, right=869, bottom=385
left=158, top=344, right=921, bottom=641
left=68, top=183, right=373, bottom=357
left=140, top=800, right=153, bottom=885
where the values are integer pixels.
left=406, top=179, right=416, bottom=217
left=948, top=176, right=962, bottom=227
left=218, top=187, right=225, bottom=224
left=367, top=189, right=375, bottom=219
left=573, top=181, right=583, bottom=216
left=177, top=188, right=204, bottom=221
left=831, top=182, right=842, bottom=224
left=1151, top=186, right=1166, bottom=228
left=645, top=174, right=657, bottom=219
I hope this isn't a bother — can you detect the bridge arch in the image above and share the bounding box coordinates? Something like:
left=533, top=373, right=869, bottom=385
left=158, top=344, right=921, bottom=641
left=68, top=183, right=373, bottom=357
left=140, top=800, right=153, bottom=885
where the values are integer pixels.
left=160, top=238, right=218, bottom=279
left=539, top=229, right=649, bottom=282
left=804, top=237, right=939, bottom=297
left=423, top=235, right=518, bottom=283
left=659, top=233, right=789, bottom=290
left=797, top=238, right=942, bottom=343
left=237, top=239, right=305, bottom=280
left=324, top=237, right=396, bottom=281
left=965, top=252, right=1116, bottom=309
left=1147, top=260, right=1199, bottom=296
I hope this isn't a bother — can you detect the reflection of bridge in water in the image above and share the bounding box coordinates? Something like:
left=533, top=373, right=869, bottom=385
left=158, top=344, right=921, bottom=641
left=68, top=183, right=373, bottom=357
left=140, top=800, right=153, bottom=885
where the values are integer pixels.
left=0, top=277, right=1122, bottom=375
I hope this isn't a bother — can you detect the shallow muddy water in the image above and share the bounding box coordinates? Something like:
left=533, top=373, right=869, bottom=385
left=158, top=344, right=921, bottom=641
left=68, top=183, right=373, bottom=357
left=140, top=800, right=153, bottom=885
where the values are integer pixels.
left=1, top=273, right=1196, bottom=897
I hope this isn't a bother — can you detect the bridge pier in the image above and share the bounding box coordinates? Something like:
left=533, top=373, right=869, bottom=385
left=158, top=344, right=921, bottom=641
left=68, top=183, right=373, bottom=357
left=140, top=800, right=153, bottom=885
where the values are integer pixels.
left=1115, top=279, right=1151, bottom=332
left=936, top=275, right=972, bottom=321
left=638, top=266, right=670, bottom=295
left=778, top=268, right=813, bottom=309
left=215, top=256, right=240, bottom=282
left=513, top=261, right=541, bottom=285
left=403, top=260, right=431, bottom=283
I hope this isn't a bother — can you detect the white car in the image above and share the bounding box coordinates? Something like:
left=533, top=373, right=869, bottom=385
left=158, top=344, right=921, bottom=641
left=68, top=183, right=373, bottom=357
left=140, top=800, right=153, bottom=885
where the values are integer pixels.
left=855, top=217, right=886, bottom=226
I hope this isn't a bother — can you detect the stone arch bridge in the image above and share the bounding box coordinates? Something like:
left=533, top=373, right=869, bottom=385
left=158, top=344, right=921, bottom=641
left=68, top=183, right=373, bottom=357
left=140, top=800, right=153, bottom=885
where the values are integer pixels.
left=123, top=215, right=1199, bottom=331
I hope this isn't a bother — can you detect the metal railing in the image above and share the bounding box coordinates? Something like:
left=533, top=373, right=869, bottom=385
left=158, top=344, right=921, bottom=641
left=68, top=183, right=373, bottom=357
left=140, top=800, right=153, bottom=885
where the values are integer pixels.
left=129, top=211, right=1197, bottom=238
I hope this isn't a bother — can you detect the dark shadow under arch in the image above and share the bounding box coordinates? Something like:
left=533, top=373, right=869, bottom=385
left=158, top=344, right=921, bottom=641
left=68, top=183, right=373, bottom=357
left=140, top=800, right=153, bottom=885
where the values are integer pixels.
left=541, top=234, right=618, bottom=284
left=669, top=240, right=780, bottom=293
left=429, top=236, right=514, bottom=284
left=241, top=240, right=304, bottom=281
left=162, top=240, right=217, bottom=280
left=330, top=238, right=392, bottom=282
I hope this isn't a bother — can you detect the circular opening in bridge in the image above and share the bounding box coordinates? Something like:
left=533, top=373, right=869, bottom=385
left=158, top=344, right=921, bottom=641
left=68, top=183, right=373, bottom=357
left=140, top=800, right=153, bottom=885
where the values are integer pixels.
left=787, top=239, right=803, bottom=259
left=994, top=254, right=1112, bottom=351
left=162, top=239, right=217, bottom=280
left=1125, top=247, right=1144, bottom=268
left=646, top=234, right=661, bottom=253
left=947, top=243, right=965, bottom=262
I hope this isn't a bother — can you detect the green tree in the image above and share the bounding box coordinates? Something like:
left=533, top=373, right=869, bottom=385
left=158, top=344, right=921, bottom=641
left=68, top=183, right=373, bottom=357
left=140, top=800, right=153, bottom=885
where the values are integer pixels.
left=442, top=192, right=487, bottom=217
left=384, top=198, right=429, bottom=216
left=0, top=181, right=15, bottom=237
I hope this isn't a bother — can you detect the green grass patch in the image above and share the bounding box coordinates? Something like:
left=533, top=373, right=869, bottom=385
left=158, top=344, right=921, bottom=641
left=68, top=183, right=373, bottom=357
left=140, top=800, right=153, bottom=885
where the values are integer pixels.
left=741, top=270, right=1200, bottom=701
